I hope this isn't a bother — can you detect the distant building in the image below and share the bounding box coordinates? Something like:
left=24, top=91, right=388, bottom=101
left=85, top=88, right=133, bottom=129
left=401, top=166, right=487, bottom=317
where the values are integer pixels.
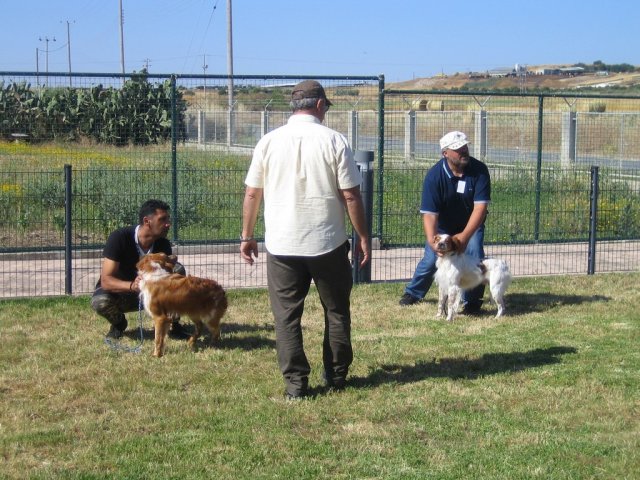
left=488, top=67, right=515, bottom=77
left=514, top=64, right=528, bottom=74
left=468, top=71, right=488, bottom=79
left=558, top=66, right=585, bottom=76
left=533, top=68, right=560, bottom=75
left=533, top=66, right=584, bottom=76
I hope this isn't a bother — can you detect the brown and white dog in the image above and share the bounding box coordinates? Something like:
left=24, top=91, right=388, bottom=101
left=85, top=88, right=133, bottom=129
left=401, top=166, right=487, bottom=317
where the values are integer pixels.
left=433, top=234, right=511, bottom=321
left=136, top=252, right=228, bottom=357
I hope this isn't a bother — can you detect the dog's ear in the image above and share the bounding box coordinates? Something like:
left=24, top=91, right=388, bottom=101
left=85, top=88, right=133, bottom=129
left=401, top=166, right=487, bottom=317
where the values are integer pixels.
left=451, top=237, right=463, bottom=253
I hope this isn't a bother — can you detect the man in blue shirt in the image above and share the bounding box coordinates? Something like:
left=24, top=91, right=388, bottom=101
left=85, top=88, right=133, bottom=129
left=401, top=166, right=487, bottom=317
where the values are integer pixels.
left=399, top=131, right=491, bottom=313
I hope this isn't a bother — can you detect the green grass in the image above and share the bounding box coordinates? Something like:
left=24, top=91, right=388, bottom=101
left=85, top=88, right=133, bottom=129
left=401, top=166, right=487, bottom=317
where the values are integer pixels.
left=1, top=274, right=639, bottom=479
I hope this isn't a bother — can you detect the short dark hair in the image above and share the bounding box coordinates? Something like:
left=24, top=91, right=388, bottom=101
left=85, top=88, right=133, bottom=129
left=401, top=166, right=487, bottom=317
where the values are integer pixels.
left=139, top=199, right=170, bottom=224
left=290, top=97, right=320, bottom=112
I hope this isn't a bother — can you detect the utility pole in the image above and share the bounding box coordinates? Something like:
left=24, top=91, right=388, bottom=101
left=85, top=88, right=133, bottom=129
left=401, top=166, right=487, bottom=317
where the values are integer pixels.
left=38, top=36, right=56, bottom=86
left=36, top=48, right=40, bottom=86
left=119, top=0, right=126, bottom=79
left=226, top=0, right=234, bottom=145
left=62, top=20, right=74, bottom=87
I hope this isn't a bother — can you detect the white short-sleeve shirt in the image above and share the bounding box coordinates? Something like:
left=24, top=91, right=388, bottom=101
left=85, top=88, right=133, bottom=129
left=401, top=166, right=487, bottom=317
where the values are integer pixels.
left=244, top=114, right=362, bottom=256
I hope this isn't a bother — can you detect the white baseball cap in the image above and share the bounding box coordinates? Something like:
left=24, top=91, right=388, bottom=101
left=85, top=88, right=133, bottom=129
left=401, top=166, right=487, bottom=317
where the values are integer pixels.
left=439, top=131, right=470, bottom=151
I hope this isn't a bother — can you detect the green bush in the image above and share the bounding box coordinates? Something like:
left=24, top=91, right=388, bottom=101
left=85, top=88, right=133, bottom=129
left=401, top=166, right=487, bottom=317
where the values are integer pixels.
left=0, top=71, right=187, bottom=146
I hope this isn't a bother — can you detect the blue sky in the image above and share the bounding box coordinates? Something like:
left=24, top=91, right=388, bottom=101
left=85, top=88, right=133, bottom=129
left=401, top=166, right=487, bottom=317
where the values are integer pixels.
left=1, top=0, right=638, bottom=82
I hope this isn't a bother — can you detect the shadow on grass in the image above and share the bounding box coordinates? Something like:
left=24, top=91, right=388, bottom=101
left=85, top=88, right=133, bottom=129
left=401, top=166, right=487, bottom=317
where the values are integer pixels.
left=120, top=321, right=275, bottom=351
left=506, top=292, right=610, bottom=315
left=350, top=346, right=578, bottom=386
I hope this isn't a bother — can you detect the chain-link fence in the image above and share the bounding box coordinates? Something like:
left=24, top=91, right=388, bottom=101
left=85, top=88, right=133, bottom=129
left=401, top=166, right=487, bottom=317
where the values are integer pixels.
left=1, top=73, right=639, bottom=298
left=0, top=72, right=382, bottom=297
left=378, top=90, right=640, bottom=285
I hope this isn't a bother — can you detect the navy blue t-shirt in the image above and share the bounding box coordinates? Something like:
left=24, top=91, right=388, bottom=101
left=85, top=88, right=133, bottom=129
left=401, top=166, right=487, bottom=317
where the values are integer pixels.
left=420, top=157, right=491, bottom=234
left=95, top=225, right=172, bottom=287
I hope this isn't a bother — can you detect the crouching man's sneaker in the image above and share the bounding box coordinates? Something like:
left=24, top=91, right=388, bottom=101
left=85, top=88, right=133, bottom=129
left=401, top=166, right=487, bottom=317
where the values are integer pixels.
left=169, top=321, right=191, bottom=339
left=399, top=293, right=420, bottom=306
left=106, top=315, right=128, bottom=339
left=106, top=324, right=125, bottom=339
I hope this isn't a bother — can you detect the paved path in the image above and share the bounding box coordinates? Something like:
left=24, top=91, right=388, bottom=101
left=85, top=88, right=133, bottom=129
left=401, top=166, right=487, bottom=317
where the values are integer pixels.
left=1, top=240, right=638, bottom=299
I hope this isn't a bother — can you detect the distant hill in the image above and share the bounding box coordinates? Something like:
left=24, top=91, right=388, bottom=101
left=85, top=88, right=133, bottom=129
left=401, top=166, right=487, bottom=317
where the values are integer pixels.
left=389, top=65, right=640, bottom=93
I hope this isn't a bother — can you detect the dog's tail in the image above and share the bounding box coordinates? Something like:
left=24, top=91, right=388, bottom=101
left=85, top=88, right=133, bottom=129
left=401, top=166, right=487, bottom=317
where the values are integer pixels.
left=482, top=258, right=512, bottom=289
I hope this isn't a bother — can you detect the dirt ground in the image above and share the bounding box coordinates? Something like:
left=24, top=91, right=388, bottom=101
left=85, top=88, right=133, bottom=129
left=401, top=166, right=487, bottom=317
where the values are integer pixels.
left=1, top=240, right=638, bottom=299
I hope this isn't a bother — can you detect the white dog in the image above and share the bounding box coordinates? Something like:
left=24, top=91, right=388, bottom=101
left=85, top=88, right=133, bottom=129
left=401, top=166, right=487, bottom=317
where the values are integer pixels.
left=433, top=234, right=512, bottom=321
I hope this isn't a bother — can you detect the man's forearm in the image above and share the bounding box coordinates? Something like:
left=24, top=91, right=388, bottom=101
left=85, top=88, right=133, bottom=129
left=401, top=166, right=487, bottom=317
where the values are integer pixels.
left=459, top=205, right=487, bottom=243
left=101, top=275, right=136, bottom=293
left=422, top=213, right=438, bottom=250
left=342, top=187, right=369, bottom=240
left=242, top=187, right=263, bottom=237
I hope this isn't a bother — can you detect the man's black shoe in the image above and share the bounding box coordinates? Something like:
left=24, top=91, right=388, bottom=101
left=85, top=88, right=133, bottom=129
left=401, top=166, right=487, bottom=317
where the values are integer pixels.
left=399, top=293, right=420, bottom=306
left=324, top=379, right=346, bottom=392
left=106, top=315, right=127, bottom=339
left=322, top=370, right=346, bottom=392
left=106, top=324, right=125, bottom=339
left=461, top=303, right=483, bottom=315
left=284, top=390, right=309, bottom=401
left=169, top=321, right=191, bottom=339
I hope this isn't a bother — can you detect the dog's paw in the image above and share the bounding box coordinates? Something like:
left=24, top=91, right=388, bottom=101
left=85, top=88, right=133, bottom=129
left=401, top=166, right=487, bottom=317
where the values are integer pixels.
left=187, top=336, right=198, bottom=351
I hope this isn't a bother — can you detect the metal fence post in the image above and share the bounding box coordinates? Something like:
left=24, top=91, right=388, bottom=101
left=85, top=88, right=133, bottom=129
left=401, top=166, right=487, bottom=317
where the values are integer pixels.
left=405, top=110, right=416, bottom=161
left=348, top=110, right=358, bottom=151
left=479, top=110, right=487, bottom=160
left=171, top=75, right=179, bottom=243
left=561, top=111, right=577, bottom=165
left=588, top=166, right=599, bottom=275
left=534, top=95, right=544, bottom=242
left=198, top=110, right=205, bottom=144
left=376, top=74, right=385, bottom=242
left=64, top=164, right=72, bottom=295
left=261, top=110, right=269, bottom=137
left=352, top=151, right=374, bottom=284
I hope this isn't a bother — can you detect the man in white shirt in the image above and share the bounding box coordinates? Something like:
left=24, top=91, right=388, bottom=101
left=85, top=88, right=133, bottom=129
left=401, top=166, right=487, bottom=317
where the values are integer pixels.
left=241, top=80, right=370, bottom=400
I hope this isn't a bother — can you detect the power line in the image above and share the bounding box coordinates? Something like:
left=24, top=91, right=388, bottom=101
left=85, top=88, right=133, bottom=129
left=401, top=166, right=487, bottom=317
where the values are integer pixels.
left=182, top=0, right=220, bottom=73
